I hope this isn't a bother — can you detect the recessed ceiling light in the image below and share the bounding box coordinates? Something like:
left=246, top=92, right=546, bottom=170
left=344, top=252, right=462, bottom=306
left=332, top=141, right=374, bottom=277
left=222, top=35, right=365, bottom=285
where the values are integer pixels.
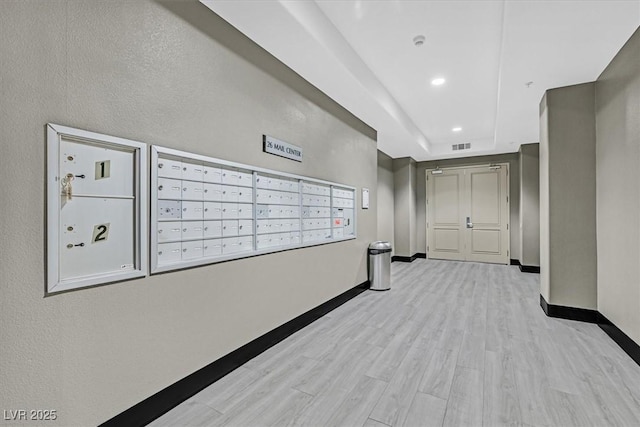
left=431, top=78, right=445, bottom=86
left=413, top=35, right=426, bottom=46
left=452, top=127, right=462, bottom=132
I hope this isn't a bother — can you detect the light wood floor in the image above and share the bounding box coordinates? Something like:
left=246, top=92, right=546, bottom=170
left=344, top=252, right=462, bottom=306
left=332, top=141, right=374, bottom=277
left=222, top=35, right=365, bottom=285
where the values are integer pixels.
left=149, top=259, right=640, bottom=426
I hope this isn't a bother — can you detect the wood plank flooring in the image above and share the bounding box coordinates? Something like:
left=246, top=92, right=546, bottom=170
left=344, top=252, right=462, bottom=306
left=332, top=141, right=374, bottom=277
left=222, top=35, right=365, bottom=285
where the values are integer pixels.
left=149, top=260, right=640, bottom=426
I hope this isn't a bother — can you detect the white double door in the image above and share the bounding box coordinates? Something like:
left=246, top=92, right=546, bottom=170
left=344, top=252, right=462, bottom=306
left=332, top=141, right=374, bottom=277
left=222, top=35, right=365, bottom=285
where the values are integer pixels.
left=426, top=164, right=509, bottom=264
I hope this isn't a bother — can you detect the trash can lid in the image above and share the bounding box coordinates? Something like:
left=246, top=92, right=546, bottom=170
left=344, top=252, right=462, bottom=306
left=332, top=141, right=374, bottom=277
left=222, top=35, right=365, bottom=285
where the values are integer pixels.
left=369, top=241, right=392, bottom=250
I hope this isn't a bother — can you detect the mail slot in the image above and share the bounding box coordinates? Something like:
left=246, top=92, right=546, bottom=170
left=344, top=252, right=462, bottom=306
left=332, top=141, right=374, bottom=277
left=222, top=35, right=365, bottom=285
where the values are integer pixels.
left=182, top=201, right=204, bottom=220
left=158, top=242, right=182, bottom=264
left=157, top=221, right=182, bottom=243
left=182, top=181, right=204, bottom=201
left=203, top=165, right=222, bottom=183
left=203, top=221, right=223, bottom=238
left=157, top=158, right=182, bottom=180
left=203, top=239, right=222, bottom=257
left=182, top=162, right=204, bottom=182
left=158, top=178, right=182, bottom=200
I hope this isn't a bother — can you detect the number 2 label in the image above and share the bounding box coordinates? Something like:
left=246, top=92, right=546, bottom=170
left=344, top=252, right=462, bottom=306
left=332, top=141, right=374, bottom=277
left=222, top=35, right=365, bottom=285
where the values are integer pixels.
left=92, top=223, right=110, bottom=243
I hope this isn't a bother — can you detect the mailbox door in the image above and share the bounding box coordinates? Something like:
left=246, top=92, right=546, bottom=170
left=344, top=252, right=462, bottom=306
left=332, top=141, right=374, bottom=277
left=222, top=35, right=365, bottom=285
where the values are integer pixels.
left=60, top=139, right=134, bottom=197
left=59, top=197, right=135, bottom=281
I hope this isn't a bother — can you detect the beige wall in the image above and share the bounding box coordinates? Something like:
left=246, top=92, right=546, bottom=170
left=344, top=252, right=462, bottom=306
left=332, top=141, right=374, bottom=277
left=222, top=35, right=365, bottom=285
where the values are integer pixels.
left=519, top=143, right=540, bottom=267
left=415, top=153, right=520, bottom=259
left=393, top=157, right=417, bottom=257
left=0, top=1, right=377, bottom=425
left=539, top=83, right=597, bottom=309
left=377, top=151, right=395, bottom=253
left=596, top=27, right=640, bottom=343
left=539, top=95, right=551, bottom=300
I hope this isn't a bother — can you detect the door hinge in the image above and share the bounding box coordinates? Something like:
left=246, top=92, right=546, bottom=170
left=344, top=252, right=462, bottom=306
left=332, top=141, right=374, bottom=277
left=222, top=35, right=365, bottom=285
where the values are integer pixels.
left=507, top=224, right=509, bottom=230
left=507, top=196, right=509, bottom=202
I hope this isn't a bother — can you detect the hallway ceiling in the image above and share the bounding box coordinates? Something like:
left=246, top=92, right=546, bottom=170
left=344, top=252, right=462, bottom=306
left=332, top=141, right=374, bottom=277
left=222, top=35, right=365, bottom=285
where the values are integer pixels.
left=201, top=0, right=639, bottom=161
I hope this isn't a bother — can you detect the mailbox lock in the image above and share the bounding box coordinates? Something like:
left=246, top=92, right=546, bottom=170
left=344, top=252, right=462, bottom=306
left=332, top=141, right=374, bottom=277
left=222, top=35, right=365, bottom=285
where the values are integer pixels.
left=158, top=185, right=164, bottom=191
left=158, top=163, right=164, bottom=168
left=67, top=155, right=74, bottom=161
left=66, top=244, right=73, bottom=249
left=67, top=226, right=74, bottom=231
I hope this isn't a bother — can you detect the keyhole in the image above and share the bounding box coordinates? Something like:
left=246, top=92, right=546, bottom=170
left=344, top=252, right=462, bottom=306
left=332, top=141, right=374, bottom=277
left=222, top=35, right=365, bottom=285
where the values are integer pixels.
left=67, top=226, right=74, bottom=232
left=67, top=156, right=74, bottom=161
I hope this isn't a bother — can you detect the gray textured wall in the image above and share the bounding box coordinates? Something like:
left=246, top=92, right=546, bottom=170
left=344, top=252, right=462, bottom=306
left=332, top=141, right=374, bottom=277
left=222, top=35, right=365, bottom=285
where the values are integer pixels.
left=540, top=95, right=550, bottom=300
left=0, top=1, right=377, bottom=425
left=519, top=143, right=540, bottom=267
left=393, top=157, right=417, bottom=257
left=596, top=27, right=640, bottom=343
left=377, top=151, right=395, bottom=253
left=415, top=153, right=520, bottom=259
left=539, top=83, right=597, bottom=309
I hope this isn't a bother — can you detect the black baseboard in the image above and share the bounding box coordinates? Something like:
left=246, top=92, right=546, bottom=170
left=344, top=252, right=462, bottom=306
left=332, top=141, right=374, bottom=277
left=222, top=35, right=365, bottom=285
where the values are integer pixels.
left=539, top=295, right=598, bottom=323
left=597, top=313, right=640, bottom=366
left=510, top=259, right=521, bottom=266
left=100, top=280, right=370, bottom=427
left=392, top=253, right=426, bottom=263
left=539, top=294, right=640, bottom=367
left=519, top=264, right=540, bottom=274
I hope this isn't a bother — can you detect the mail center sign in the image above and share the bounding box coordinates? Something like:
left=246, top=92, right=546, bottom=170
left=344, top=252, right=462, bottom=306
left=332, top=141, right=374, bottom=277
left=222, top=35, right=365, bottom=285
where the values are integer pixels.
left=263, top=135, right=303, bottom=162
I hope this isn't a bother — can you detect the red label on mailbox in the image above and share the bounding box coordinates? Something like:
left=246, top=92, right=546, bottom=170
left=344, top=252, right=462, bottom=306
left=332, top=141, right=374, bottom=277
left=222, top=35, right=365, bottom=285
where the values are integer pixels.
left=334, top=218, right=343, bottom=226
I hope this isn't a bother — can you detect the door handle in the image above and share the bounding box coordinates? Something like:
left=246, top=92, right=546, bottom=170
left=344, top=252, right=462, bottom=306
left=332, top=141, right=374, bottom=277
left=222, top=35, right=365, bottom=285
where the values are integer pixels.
left=466, top=217, right=473, bottom=228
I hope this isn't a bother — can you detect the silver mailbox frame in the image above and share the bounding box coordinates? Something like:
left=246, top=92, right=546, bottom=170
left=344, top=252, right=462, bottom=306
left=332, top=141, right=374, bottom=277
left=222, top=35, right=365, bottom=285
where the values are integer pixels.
left=46, top=124, right=148, bottom=294
left=151, top=145, right=357, bottom=274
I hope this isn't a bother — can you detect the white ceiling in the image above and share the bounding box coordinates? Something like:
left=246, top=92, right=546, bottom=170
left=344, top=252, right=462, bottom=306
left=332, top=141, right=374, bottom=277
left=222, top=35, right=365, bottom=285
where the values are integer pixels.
left=201, top=0, right=639, bottom=161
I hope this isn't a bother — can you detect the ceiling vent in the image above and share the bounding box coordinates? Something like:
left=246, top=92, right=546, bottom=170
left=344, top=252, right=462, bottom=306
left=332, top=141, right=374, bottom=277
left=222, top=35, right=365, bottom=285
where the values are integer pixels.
left=452, top=143, right=471, bottom=151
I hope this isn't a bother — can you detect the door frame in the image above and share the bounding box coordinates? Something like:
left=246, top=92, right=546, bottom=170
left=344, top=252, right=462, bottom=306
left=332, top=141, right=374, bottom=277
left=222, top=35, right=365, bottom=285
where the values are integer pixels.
left=425, top=163, right=510, bottom=263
